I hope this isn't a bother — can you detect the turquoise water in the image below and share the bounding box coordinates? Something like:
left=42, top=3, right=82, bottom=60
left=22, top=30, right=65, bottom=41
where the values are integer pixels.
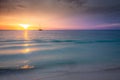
left=0, top=30, right=120, bottom=80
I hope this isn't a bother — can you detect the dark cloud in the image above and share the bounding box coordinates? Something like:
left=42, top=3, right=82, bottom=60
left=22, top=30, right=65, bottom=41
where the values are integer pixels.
left=57, top=0, right=86, bottom=7
left=0, top=0, right=120, bottom=16
left=0, top=0, right=87, bottom=14
left=84, top=0, right=120, bottom=14
left=0, top=0, right=26, bottom=14
left=0, top=0, right=9, bottom=3
left=57, top=0, right=120, bottom=15
left=84, top=4, right=120, bottom=15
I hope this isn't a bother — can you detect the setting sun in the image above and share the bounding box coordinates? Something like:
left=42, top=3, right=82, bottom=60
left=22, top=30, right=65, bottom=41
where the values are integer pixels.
left=19, top=24, right=30, bottom=30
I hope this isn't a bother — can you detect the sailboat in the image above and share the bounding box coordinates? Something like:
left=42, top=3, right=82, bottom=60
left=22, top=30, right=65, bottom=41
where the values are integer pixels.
left=38, top=28, right=43, bottom=31
left=38, top=25, right=43, bottom=31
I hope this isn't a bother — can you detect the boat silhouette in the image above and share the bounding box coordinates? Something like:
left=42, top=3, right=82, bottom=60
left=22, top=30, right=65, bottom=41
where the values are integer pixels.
left=38, top=28, right=43, bottom=31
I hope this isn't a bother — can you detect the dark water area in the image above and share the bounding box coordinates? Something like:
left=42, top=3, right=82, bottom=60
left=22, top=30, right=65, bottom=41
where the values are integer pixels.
left=0, top=30, right=120, bottom=80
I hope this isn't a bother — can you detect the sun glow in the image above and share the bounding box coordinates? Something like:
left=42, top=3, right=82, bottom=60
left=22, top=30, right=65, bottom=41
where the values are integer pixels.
left=19, top=24, right=30, bottom=30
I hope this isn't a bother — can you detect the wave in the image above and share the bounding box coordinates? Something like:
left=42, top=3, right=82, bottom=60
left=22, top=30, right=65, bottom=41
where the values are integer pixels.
left=0, top=39, right=119, bottom=50
left=50, top=39, right=120, bottom=44
left=0, top=64, right=120, bottom=75
left=0, top=68, right=35, bottom=75
left=1, top=39, right=120, bottom=44
left=103, top=67, right=120, bottom=71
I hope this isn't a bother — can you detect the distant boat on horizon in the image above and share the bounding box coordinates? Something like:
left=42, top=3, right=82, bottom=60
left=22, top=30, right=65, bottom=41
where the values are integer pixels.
left=38, top=28, right=43, bottom=31
left=38, top=24, right=43, bottom=31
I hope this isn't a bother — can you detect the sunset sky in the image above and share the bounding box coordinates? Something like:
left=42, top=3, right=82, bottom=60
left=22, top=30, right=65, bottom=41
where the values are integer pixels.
left=0, top=0, right=120, bottom=30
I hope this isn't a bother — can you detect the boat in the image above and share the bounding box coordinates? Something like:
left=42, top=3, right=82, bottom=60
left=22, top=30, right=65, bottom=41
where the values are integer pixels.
left=38, top=28, right=43, bottom=31
left=38, top=24, right=43, bottom=31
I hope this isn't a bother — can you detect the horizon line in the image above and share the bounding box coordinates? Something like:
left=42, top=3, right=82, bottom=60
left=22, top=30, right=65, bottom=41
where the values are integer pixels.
left=0, top=29, right=120, bottom=31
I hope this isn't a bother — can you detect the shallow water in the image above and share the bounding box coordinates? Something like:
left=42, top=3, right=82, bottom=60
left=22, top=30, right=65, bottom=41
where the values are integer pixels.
left=0, top=30, right=120, bottom=80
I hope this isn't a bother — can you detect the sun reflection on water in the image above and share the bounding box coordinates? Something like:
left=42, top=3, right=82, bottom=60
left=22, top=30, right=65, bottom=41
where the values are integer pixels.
left=20, top=65, right=34, bottom=69
left=24, top=31, right=29, bottom=40
left=23, top=31, right=31, bottom=54
left=24, top=44, right=29, bottom=46
left=20, top=31, right=33, bottom=69
left=22, top=48, right=30, bottom=54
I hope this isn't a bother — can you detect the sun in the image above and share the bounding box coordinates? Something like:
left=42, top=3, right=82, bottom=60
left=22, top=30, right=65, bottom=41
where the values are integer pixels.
left=19, top=24, right=30, bottom=30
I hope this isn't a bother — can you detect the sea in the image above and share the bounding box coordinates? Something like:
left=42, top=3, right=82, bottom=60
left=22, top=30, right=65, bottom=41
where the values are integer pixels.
left=0, top=30, right=120, bottom=80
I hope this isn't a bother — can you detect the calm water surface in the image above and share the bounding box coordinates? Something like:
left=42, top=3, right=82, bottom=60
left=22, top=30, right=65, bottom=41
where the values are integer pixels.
left=0, top=30, right=120, bottom=80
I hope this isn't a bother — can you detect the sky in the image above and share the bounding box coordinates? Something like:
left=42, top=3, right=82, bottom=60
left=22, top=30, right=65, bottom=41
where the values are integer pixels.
left=0, top=0, right=120, bottom=30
